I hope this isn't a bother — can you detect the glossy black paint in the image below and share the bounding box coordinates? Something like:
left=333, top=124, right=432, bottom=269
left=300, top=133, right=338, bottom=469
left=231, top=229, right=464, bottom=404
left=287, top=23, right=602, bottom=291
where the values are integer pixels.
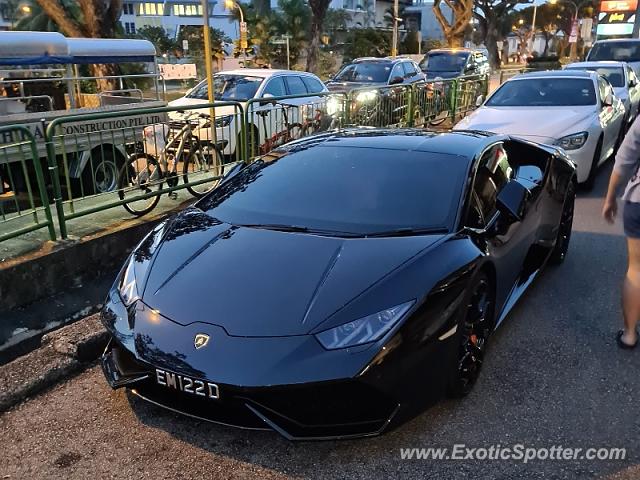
left=101, top=129, right=576, bottom=440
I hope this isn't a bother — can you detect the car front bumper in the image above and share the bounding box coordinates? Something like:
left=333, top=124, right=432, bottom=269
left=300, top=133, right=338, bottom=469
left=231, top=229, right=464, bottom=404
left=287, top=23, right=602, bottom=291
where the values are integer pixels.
left=99, top=291, right=451, bottom=440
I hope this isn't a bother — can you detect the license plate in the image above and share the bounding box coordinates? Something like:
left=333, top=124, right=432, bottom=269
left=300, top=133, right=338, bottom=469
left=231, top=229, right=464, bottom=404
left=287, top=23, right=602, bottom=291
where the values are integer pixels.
left=155, top=368, right=219, bottom=399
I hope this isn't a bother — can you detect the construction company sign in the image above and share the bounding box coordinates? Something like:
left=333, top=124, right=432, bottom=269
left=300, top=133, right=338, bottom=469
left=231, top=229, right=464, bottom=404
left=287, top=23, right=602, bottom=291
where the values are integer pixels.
left=0, top=111, right=168, bottom=163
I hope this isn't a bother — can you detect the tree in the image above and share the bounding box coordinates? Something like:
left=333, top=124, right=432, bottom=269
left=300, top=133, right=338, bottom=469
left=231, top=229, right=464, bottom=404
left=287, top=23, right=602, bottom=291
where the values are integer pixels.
left=178, top=26, right=228, bottom=73
left=307, top=0, right=331, bottom=73
left=135, top=26, right=177, bottom=57
left=344, top=28, right=391, bottom=61
left=273, top=0, right=310, bottom=66
left=433, top=0, right=473, bottom=47
left=323, top=8, right=351, bottom=35
left=473, top=0, right=531, bottom=70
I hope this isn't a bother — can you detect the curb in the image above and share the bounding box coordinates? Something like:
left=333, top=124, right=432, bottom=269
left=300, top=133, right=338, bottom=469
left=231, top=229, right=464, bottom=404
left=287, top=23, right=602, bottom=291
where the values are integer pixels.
left=0, top=313, right=108, bottom=412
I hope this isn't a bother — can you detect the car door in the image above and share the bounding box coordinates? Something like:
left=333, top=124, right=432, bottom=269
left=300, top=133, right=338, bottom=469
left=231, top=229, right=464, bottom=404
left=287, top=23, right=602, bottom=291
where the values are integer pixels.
left=467, top=143, right=535, bottom=318
left=255, top=76, right=287, bottom=144
left=283, top=75, right=311, bottom=126
left=627, top=65, right=640, bottom=118
left=597, top=76, right=622, bottom=156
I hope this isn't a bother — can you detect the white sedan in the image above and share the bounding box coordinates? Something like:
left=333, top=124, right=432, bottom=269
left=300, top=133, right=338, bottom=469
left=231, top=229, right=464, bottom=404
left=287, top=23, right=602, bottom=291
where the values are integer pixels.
left=564, top=61, right=640, bottom=129
left=455, top=70, right=626, bottom=188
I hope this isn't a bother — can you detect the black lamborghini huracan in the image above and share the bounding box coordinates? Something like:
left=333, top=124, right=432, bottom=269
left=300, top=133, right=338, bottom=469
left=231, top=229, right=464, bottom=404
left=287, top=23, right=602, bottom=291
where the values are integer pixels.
left=101, top=129, right=576, bottom=440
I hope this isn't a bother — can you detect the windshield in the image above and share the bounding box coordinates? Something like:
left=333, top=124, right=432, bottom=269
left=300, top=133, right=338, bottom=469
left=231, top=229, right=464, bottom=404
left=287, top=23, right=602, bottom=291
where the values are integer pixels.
left=186, top=75, right=263, bottom=101
left=566, top=66, right=625, bottom=87
left=420, top=52, right=469, bottom=72
left=333, top=63, right=392, bottom=83
left=486, top=78, right=597, bottom=107
left=198, top=146, right=466, bottom=234
left=588, top=42, right=640, bottom=62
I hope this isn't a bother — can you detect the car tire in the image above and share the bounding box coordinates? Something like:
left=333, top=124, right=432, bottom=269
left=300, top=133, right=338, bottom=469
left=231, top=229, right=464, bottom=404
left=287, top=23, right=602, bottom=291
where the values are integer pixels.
left=582, top=136, right=602, bottom=192
left=549, top=178, right=576, bottom=265
left=81, top=149, right=123, bottom=195
left=447, top=271, right=495, bottom=398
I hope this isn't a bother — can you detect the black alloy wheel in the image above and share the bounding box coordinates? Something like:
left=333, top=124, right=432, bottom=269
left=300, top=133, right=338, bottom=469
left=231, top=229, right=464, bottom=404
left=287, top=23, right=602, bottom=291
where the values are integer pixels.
left=449, top=273, right=494, bottom=397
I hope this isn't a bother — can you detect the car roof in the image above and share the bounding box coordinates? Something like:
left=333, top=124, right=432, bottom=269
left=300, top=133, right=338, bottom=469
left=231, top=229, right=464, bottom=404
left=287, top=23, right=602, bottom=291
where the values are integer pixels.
left=428, top=48, right=475, bottom=54
left=565, top=61, right=627, bottom=69
left=511, top=69, right=596, bottom=81
left=280, top=128, right=504, bottom=159
left=216, top=69, right=319, bottom=79
left=352, top=57, right=408, bottom=64
left=592, top=38, right=640, bottom=44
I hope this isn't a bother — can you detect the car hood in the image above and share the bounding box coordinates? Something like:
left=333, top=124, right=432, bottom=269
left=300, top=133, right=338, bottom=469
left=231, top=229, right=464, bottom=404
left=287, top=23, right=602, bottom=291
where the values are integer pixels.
left=424, top=70, right=461, bottom=80
left=141, top=209, right=444, bottom=337
left=454, top=106, right=595, bottom=142
left=167, top=97, right=242, bottom=120
left=326, top=81, right=385, bottom=93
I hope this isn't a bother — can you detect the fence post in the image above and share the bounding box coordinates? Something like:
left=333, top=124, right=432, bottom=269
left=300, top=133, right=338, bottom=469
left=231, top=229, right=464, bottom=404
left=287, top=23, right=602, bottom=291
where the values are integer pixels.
left=44, top=120, right=68, bottom=239
left=450, top=79, right=459, bottom=125
left=407, top=85, right=415, bottom=128
left=25, top=128, right=56, bottom=241
left=344, top=92, right=351, bottom=126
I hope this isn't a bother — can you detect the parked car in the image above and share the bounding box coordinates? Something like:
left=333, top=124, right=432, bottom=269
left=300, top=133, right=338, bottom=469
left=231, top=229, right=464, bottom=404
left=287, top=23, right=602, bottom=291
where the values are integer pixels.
left=167, top=69, right=328, bottom=157
left=455, top=70, right=626, bottom=189
left=101, top=128, right=576, bottom=440
left=587, top=39, right=640, bottom=76
left=325, top=57, right=425, bottom=93
left=419, top=48, right=490, bottom=80
left=564, top=61, right=640, bottom=129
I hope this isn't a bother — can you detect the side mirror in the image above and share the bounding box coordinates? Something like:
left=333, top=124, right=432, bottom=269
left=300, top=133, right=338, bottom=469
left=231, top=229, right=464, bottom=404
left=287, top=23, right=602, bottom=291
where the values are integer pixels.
left=389, top=76, right=404, bottom=85
left=603, top=93, right=614, bottom=107
left=219, top=162, right=246, bottom=185
left=496, top=180, right=529, bottom=222
left=475, top=95, right=484, bottom=107
left=260, top=92, right=275, bottom=106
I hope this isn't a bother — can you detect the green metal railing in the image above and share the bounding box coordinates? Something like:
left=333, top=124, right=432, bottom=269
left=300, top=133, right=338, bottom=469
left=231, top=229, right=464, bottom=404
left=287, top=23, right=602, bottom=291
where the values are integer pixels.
left=0, top=74, right=489, bottom=243
left=0, top=126, right=56, bottom=242
left=43, top=101, right=244, bottom=238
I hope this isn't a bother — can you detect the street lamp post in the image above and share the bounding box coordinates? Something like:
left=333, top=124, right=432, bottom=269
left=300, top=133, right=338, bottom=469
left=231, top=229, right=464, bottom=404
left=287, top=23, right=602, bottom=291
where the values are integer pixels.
left=391, top=0, right=399, bottom=57
left=549, top=0, right=581, bottom=61
left=225, top=0, right=247, bottom=65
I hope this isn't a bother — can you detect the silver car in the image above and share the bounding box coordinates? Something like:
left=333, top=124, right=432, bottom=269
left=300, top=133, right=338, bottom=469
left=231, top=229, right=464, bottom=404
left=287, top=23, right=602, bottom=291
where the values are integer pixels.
left=565, top=61, right=640, bottom=129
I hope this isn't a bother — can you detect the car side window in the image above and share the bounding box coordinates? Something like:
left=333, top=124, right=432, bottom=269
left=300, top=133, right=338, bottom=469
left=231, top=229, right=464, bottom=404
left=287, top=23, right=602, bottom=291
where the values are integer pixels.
left=402, top=61, right=416, bottom=78
left=628, top=67, right=638, bottom=87
left=285, top=76, right=309, bottom=95
left=390, top=64, right=404, bottom=82
left=301, top=76, right=324, bottom=93
left=263, top=77, right=286, bottom=97
left=597, top=76, right=611, bottom=106
left=473, top=144, right=514, bottom=223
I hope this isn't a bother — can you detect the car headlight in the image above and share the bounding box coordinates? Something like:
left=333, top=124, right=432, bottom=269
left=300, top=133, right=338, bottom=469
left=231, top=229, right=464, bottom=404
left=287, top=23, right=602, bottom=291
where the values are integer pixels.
left=118, top=257, right=139, bottom=307
left=315, top=301, right=414, bottom=350
left=326, top=96, right=342, bottom=115
left=214, top=115, right=233, bottom=128
left=555, top=131, right=588, bottom=150
left=356, top=90, right=378, bottom=103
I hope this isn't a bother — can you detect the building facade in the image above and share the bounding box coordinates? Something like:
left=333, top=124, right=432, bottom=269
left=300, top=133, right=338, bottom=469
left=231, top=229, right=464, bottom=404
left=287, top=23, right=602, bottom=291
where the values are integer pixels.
left=405, top=0, right=450, bottom=41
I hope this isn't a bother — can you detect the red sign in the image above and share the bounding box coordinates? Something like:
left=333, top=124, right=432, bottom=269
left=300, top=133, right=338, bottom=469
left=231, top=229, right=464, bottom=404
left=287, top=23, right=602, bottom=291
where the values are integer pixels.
left=600, top=0, right=637, bottom=12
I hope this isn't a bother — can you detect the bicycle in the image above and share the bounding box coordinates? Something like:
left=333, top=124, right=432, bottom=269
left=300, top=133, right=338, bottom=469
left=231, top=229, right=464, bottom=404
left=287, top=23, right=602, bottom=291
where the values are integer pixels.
left=257, top=102, right=303, bottom=155
left=117, top=112, right=224, bottom=216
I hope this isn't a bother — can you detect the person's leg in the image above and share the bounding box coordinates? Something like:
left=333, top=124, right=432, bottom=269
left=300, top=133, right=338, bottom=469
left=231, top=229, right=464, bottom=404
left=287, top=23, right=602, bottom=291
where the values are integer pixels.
left=621, top=237, right=640, bottom=346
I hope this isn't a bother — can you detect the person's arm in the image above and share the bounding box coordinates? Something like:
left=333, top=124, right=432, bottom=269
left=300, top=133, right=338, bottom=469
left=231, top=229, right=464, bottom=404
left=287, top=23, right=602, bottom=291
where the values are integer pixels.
left=603, top=119, right=640, bottom=223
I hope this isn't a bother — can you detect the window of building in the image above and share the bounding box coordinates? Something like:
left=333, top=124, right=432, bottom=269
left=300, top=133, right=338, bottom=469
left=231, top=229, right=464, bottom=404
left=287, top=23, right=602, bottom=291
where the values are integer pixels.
left=140, top=3, right=164, bottom=15
left=124, top=22, right=136, bottom=34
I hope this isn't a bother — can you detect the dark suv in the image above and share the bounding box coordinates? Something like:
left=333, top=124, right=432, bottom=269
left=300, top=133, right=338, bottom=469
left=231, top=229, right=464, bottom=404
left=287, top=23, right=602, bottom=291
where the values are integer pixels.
left=419, top=48, right=490, bottom=80
left=326, top=57, right=425, bottom=92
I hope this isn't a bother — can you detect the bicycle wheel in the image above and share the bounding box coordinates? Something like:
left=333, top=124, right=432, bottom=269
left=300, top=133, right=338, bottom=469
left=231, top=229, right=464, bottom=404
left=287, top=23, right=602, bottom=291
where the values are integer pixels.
left=287, top=123, right=304, bottom=141
left=183, top=140, right=224, bottom=198
left=118, top=153, right=163, bottom=216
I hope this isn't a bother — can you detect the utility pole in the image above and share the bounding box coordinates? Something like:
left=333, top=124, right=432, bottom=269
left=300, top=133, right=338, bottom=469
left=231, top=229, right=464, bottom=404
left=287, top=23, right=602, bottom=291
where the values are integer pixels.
left=391, top=0, right=399, bottom=56
left=529, top=4, right=537, bottom=54
left=201, top=0, right=217, bottom=146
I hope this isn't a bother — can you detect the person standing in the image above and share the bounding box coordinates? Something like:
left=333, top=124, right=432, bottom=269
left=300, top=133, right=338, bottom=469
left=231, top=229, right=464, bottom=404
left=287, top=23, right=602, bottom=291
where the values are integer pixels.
left=603, top=119, right=640, bottom=349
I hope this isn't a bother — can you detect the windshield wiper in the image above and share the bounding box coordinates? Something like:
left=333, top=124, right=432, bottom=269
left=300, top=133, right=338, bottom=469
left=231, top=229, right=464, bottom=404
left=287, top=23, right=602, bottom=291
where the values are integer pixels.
left=363, top=227, right=449, bottom=238
left=236, top=223, right=361, bottom=237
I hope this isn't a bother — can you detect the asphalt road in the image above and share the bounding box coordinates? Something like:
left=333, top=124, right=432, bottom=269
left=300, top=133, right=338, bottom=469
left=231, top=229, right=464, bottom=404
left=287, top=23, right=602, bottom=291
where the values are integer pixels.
left=2, top=162, right=640, bottom=480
